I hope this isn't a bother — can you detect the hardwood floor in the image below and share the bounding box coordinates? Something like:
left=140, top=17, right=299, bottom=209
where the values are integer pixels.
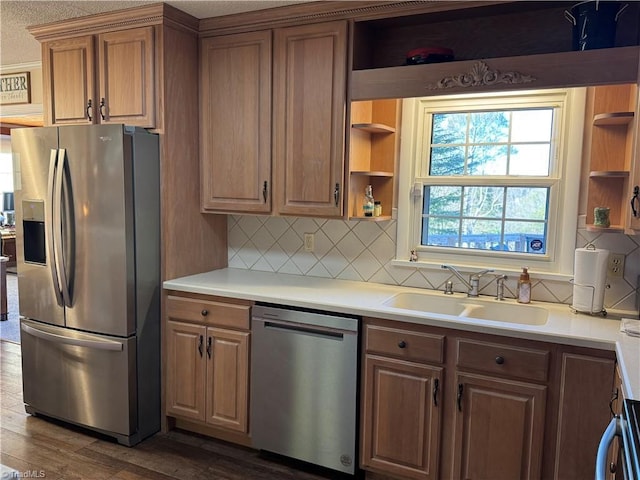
left=0, top=340, right=341, bottom=480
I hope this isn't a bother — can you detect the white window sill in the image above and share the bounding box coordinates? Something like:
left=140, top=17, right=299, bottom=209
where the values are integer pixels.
left=390, top=259, right=574, bottom=282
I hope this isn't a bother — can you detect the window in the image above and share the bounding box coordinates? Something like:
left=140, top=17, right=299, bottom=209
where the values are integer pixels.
left=395, top=89, right=586, bottom=277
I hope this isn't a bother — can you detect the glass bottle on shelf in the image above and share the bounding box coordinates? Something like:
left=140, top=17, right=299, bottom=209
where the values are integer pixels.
left=363, top=185, right=375, bottom=217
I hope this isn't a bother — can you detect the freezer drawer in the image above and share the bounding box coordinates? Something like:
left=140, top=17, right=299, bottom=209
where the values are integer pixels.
left=20, top=319, right=136, bottom=441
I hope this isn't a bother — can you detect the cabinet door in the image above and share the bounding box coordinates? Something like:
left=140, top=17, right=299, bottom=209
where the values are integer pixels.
left=361, top=354, right=442, bottom=480
left=97, top=27, right=155, bottom=127
left=451, top=372, right=547, bottom=480
left=273, top=21, right=347, bottom=217
left=165, top=321, right=206, bottom=421
left=553, top=353, right=615, bottom=480
left=205, top=327, right=249, bottom=433
left=42, top=36, right=95, bottom=125
left=200, top=31, right=272, bottom=213
left=630, top=81, right=640, bottom=232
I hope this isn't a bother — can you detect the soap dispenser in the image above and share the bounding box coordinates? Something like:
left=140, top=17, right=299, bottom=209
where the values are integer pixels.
left=517, top=267, right=531, bottom=304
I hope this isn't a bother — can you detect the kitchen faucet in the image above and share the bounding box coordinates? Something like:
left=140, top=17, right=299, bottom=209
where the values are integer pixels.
left=441, top=265, right=494, bottom=297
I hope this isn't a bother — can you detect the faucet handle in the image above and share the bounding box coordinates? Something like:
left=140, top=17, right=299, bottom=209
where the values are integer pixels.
left=495, top=274, right=507, bottom=300
left=444, top=280, right=454, bottom=295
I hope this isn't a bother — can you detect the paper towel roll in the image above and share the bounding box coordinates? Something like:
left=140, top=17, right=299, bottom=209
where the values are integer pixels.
left=572, top=246, right=609, bottom=313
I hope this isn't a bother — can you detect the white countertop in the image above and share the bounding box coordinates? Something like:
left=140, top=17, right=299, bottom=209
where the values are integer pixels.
left=164, top=268, right=640, bottom=401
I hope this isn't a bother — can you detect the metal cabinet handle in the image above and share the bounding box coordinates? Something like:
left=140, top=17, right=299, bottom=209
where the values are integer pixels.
left=495, top=356, right=505, bottom=365
left=198, top=335, right=203, bottom=357
left=457, top=383, right=464, bottom=412
left=398, top=340, right=407, bottom=349
left=631, top=185, right=639, bottom=217
left=99, top=98, right=106, bottom=120
left=86, top=99, right=93, bottom=121
left=206, top=336, right=212, bottom=359
left=334, top=183, right=340, bottom=206
left=609, top=387, right=619, bottom=416
left=263, top=181, right=268, bottom=203
left=201, top=309, right=209, bottom=317
left=433, top=378, right=439, bottom=407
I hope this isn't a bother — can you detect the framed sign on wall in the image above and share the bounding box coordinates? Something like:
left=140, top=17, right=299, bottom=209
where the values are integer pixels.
left=0, top=72, right=31, bottom=105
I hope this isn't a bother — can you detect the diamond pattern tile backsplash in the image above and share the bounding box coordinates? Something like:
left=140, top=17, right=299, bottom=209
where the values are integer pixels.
left=228, top=215, right=640, bottom=314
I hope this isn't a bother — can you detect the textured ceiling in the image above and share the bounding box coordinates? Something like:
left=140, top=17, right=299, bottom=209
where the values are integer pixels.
left=0, top=1, right=312, bottom=67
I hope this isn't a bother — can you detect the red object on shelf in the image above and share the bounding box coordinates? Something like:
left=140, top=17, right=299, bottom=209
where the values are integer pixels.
left=405, top=47, right=454, bottom=65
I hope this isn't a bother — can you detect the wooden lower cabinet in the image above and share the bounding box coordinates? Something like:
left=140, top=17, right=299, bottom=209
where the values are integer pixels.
left=204, top=327, right=249, bottom=431
left=361, top=317, right=616, bottom=480
left=552, top=352, right=616, bottom=479
left=452, top=373, right=547, bottom=480
left=361, top=355, right=443, bottom=480
left=166, top=321, right=249, bottom=432
left=166, top=321, right=206, bottom=420
left=164, top=293, right=251, bottom=441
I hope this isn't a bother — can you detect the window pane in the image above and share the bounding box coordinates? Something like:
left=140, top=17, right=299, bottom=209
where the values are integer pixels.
left=509, top=144, right=551, bottom=175
left=430, top=146, right=465, bottom=175
left=424, top=186, right=461, bottom=216
left=432, top=113, right=467, bottom=144
left=423, top=217, right=460, bottom=246
left=461, top=219, right=502, bottom=250
left=504, top=221, right=547, bottom=254
left=505, top=187, right=548, bottom=220
left=511, top=109, right=553, bottom=142
left=463, top=186, right=504, bottom=218
left=468, top=145, right=508, bottom=175
left=469, top=111, right=509, bottom=143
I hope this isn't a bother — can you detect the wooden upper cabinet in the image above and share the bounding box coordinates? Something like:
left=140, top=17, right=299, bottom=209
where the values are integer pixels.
left=42, top=26, right=155, bottom=128
left=273, top=21, right=347, bottom=217
left=97, top=27, right=155, bottom=127
left=43, top=36, right=95, bottom=125
left=200, top=31, right=272, bottom=214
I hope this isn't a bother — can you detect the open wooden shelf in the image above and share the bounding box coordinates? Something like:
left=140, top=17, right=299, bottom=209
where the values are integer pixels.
left=586, top=224, right=625, bottom=233
left=589, top=171, right=630, bottom=178
left=584, top=84, right=637, bottom=231
left=352, top=123, right=395, bottom=134
left=350, top=170, right=394, bottom=177
left=593, top=112, right=634, bottom=126
left=348, top=99, right=400, bottom=220
left=349, top=215, right=393, bottom=222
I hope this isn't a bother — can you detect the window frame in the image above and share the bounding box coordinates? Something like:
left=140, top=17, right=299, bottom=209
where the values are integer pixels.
left=394, top=88, right=586, bottom=279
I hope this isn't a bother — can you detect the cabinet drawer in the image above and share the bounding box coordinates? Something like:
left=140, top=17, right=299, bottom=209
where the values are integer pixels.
left=167, top=295, right=250, bottom=330
left=456, top=339, right=549, bottom=382
left=365, top=324, right=444, bottom=364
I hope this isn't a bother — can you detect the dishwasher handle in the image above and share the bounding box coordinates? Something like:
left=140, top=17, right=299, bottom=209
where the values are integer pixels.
left=256, top=317, right=351, bottom=341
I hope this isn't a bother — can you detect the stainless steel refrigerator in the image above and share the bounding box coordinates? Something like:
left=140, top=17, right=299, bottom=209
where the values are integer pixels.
left=11, top=124, right=160, bottom=446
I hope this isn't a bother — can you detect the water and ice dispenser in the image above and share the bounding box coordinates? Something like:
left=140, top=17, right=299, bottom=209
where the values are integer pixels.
left=22, top=200, right=46, bottom=265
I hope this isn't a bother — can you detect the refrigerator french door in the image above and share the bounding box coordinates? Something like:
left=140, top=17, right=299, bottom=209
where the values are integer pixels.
left=11, top=124, right=160, bottom=446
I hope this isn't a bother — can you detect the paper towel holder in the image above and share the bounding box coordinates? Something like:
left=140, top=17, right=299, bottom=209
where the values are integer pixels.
left=569, top=278, right=609, bottom=316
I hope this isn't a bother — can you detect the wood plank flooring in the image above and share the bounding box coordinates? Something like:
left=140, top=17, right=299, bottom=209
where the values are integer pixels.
left=0, top=340, right=343, bottom=480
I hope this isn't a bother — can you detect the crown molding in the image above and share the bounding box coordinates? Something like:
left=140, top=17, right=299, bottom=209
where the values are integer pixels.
left=198, top=1, right=501, bottom=37
left=28, top=3, right=198, bottom=41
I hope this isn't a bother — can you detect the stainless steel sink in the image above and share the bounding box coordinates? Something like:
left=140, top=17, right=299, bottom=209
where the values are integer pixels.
left=382, top=292, right=548, bottom=325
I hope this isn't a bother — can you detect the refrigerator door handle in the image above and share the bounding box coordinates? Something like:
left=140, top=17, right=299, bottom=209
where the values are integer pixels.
left=47, top=148, right=64, bottom=307
left=54, top=148, right=72, bottom=308
left=21, top=322, right=124, bottom=351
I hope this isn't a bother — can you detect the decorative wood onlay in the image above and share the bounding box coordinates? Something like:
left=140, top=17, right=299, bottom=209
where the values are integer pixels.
left=28, top=3, right=199, bottom=41
left=426, top=60, right=536, bottom=90
left=198, top=0, right=503, bottom=37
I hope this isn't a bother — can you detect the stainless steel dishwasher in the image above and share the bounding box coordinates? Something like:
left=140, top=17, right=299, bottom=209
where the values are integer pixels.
left=250, top=304, right=359, bottom=475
